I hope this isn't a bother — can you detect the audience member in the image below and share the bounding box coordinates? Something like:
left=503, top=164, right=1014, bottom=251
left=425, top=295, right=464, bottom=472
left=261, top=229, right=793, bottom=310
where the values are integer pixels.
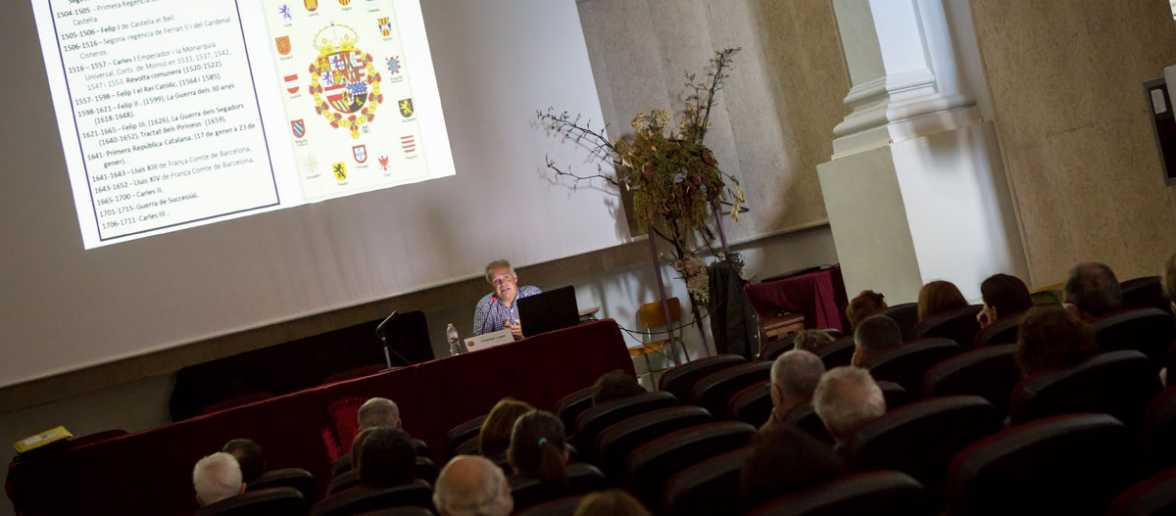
left=846, top=290, right=887, bottom=329
left=192, top=452, right=244, bottom=507
left=573, top=489, right=652, bottom=516
left=762, top=350, right=825, bottom=433
left=813, top=367, right=886, bottom=451
left=220, top=438, right=265, bottom=485
left=1015, top=306, right=1098, bottom=377
left=508, top=410, right=569, bottom=486
left=591, top=370, right=646, bottom=406
left=357, top=428, right=417, bottom=488
left=350, top=429, right=375, bottom=480
left=850, top=315, right=904, bottom=368
left=479, top=398, right=535, bottom=462
left=917, top=280, right=968, bottom=323
left=434, top=455, right=514, bottom=516
left=1164, top=253, right=1176, bottom=313
left=791, top=329, right=835, bottom=353
left=977, top=273, right=1033, bottom=329
left=1064, top=262, right=1123, bottom=321
left=739, top=426, right=842, bottom=510
left=333, top=397, right=402, bottom=476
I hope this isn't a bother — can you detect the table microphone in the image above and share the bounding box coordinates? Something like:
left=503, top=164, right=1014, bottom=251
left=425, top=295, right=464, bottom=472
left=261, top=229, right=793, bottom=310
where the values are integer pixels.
left=375, top=310, right=411, bottom=369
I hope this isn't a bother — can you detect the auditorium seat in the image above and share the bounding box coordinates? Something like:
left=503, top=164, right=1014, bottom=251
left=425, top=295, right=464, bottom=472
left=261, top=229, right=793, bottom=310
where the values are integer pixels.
left=197, top=487, right=306, bottom=516
left=658, top=354, right=747, bottom=401
left=877, top=381, right=912, bottom=409
left=624, top=421, right=756, bottom=509
left=868, top=338, right=960, bottom=392
left=515, top=496, right=584, bottom=516
left=663, top=447, right=752, bottom=516
left=746, top=471, right=931, bottom=516
left=1108, top=466, right=1176, bottom=516
left=1121, top=276, right=1171, bottom=313
left=446, top=414, right=486, bottom=456
left=974, top=316, right=1021, bottom=348
left=328, top=457, right=437, bottom=495
left=784, top=403, right=832, bottom=443
left=847, top=396, right=1002, bottom=497
left=409, top=439, right=430, bottom=458
left=353, top=508, right=433, bottom=516
left=1009, top=350, right=1161, bottom=429
left=1143, top=387, right=1176, bottom=468
left=451, top=436, right=479, bottom=458
left=312, top=480, right=433, bottom=516
left=915, top=305, right=982, bottom=348
left=813, top=336, right=855, bottom=369
left=574, top=391, right=678, bottom=460
left=883, top=302, right=920, bottom=342
left=1093, top=308, right=1176, bottom=369
left=595, top=405, right=712, bottom=476
left=760, top=337, right=796, bottom=362
left=556, top=386, right=596, bottom=434
left=250, top=468, right=317, bottom=501
left=689, top=362, right=773, bottom=415
left=509, top=463, right=606, bottom=513
left=923, top=344, right=1019, bottom=415
left=728, top=380, right=772, bottom=425
left=947, top=413, right=1140, bottom=516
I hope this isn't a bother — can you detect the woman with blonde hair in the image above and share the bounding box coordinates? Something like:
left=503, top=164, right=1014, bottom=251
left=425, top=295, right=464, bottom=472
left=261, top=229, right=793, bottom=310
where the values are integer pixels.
left=478, top=398, right=534, bottom=463
left=917, top=280, right=968, bottom=323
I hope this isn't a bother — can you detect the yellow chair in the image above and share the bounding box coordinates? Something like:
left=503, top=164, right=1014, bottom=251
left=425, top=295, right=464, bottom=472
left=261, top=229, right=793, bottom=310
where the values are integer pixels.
left=632, top=297, right=684, bottom=389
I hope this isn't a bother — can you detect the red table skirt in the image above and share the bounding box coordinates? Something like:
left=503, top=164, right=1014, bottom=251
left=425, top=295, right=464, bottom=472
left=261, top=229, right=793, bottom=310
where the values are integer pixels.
left=744, top=266, right=849, bottom=333
left=7, top=320, right=633, bottom=516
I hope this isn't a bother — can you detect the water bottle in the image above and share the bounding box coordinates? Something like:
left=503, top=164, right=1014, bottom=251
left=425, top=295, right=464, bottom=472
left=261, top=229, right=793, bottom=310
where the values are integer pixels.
left=446, top=323, right=462, bottom=356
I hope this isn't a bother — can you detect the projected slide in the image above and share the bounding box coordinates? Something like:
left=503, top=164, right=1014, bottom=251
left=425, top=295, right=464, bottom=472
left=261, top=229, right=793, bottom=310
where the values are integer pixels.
left=32, top=0, right=454, bottom=249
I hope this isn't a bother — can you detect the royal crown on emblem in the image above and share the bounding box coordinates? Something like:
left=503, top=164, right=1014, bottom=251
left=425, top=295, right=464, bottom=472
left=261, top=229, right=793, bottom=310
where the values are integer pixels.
left=313, top=23, right=359, bottom=55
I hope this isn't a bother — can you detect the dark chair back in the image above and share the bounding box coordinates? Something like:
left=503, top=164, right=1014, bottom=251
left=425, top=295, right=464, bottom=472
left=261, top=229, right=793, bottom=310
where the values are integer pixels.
left=625, top=421, right=756, bottom=510
left=847, top=396, right=1002, bottom=495
left=1108, top=466, right=1176, bottom=516
left=784, top=404, right=831, bottom=444
left=883, top=303, right=920, bottom=342
left=1094, top=308, right=1176, bottom=369
left=664, top=448, right=752, bottom=516
left=453, top=436, right=479, bottom=457
left=413, top=456, right=438, bottom=485
left=947, top=414, right=1139, bottom=516
left=556, top=386, right=596, bottom=433
left=250, top=468, right=317, bottom=502
left=1143, top=386, right=1176, bottom=469
left=574, top=391, right=678, bottom=461
left=814, top=336, right=855, bottom=369
left=760, top=338, right=795, bottom=363
left=595, top=405, right=712, bottom=477
left=197, top=487, right=306, bottom=516
left=509, top=463, right=606, bottom=514
left=515, top=496, right=585, bottom=516
left=446, top=415, right=486, bottom=456
left=1010, top=350, right=1161, bottom=429
left=915, top=305, right=982, bottom=348
left=975, top=316, right=1021, bottom=347
left=1121, top=276, right=1171, bottom=313
left=877, top=381, right=911, bottom=409
left=923, top=344, right=1019, bottom=415
left=728, top=381, right=772, bottom=425
left=659, top=354, right=747, bottom=400
left=408, top=439, right=430, bottom=459
left=689, top=362, right=772, bottom=418
left=747, top=471, right=931, bottom=516
left=328, top=470, right=359, bottom=496
left=312, top=480, right=433, bottom=516
left=868, top=338, right=960, bottom=392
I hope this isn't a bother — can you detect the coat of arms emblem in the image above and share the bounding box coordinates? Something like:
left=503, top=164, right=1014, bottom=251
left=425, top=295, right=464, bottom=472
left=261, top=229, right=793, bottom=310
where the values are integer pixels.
left=308, top=25, right=383, bottom=139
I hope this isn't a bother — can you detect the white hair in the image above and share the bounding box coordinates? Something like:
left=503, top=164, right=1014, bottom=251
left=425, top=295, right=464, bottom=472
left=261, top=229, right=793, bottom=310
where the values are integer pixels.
left=193, top=452, right=243, bottom=506
left=434, top=456, right=513, bottom=516
left=771, top=349, right=825, bottom=400
left=358, top=397, right=401, bottom=430
left=812, top=366, right=886, bottom=441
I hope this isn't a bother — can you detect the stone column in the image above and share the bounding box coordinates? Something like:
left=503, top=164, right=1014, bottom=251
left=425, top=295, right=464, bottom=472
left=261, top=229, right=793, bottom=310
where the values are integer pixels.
left=818, top=0, right=1027, bottom=303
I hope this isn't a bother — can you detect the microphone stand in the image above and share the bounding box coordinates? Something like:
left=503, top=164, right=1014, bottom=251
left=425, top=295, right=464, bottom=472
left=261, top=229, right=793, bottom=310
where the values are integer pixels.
left=375, top=310, right=411, bottom=369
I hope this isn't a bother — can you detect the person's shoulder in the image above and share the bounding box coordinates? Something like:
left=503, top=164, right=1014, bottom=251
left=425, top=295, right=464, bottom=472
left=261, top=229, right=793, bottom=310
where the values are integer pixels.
left=475, top=292, right=494, bottom=307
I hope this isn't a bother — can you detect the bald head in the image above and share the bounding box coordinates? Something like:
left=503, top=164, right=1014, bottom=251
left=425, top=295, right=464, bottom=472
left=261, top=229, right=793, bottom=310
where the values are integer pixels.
left=358, top=397, right=401, bottom=431
left=813, top=367, right=885, bottom=445
left=434, top=456, right=513, bottom=516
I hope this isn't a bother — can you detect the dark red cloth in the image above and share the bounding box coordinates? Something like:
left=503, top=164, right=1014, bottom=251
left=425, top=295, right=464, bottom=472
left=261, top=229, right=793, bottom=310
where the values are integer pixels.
left=744, top=266, right=848, bottom=333
left=6, top=320, right=632, bottom=516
